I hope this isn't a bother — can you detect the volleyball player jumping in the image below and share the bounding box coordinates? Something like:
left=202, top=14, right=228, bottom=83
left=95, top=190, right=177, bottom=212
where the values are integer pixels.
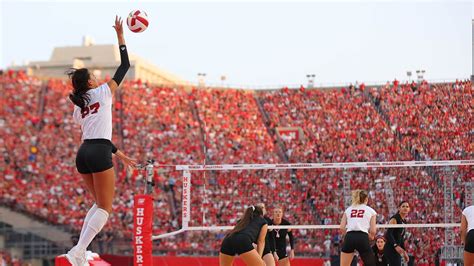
left=64, top=16, right=137, bottom=266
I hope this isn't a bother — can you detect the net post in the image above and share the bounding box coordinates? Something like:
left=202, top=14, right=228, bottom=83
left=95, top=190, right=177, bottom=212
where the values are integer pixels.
left=441, top=166, right=463, bottom=262
left=133, top=160, right=155, bottom=266
left=133, top=194, right=153, bottom=266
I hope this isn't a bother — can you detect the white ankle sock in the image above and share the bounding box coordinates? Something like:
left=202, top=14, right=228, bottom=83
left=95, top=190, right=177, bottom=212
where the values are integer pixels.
left=76, top=208, right=109, bottom=251
left=79, top=204, right=98, bottom=240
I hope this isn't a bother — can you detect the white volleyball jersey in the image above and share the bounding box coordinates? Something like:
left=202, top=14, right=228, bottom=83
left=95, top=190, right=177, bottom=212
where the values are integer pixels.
left=73, top=83, right=113, bottom=141
left=463, top=205, right=474, bottom=232
left=344, top=204, right=377, bottom=234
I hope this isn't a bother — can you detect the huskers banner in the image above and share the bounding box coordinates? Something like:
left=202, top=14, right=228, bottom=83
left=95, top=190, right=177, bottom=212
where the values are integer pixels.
left=134, top=195, right=153, bottom=266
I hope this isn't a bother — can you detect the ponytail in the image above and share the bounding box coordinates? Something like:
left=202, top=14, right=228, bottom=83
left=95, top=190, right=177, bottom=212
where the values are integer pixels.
left=66, top=68, right=91, bottom=108
left=351, top=189, right=368, bottom=205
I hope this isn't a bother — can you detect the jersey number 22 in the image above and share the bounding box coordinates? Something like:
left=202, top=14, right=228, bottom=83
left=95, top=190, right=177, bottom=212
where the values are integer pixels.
left=350, top=209, right=365, bottom=218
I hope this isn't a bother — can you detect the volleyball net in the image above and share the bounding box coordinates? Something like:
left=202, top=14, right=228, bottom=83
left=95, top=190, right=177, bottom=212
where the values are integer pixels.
left=133, top=160, right=473, bottom=265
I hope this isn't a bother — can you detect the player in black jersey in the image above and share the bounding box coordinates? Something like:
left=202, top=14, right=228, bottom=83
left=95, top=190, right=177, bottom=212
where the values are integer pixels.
left=372, top=235, right=388, bottom=266
left=271, top=206, right=295, bottom=266
left=256, top=203, right=278, bottom=266
left=384, top=201, right=410, bottom=266
left=220, top=205, right=268, bottom=266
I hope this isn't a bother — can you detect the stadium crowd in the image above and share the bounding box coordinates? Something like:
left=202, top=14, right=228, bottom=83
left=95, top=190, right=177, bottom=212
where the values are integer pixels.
left=0, top=249, right=22, bottom=266
left=0, top=71, right=472, bottom=264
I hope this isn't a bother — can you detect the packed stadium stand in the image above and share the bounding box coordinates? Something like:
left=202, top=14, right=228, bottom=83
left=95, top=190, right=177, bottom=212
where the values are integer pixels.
left=0, top=69, right=472, bottom=265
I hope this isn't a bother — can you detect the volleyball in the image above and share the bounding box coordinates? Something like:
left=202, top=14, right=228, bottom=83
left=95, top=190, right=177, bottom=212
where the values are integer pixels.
left=127, top=10, right=149, bottom=33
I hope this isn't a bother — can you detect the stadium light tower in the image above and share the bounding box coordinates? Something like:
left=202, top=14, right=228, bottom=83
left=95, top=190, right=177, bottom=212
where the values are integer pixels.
left=220, top=75, right=227, bottom=88
left=197, top=73, right=207, bottom=87
left=306, top=74, right=315, bottom=88
left=406, top=71, right=412, bottom=82
left=416, top=69, right=426, bottom=83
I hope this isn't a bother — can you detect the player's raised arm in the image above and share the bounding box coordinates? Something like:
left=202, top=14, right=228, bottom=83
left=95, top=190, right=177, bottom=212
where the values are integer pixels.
left=107, top=16, right=130, bottom=94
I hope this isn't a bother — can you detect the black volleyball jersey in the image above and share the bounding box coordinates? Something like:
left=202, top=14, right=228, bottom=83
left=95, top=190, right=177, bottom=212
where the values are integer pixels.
left=272, top=218, right=295, bottom=250
left=385, top=213, right=406, bottom=248
left=264, top=216, right=276, bottom=251
left=239, top=216, right=268, bottom=242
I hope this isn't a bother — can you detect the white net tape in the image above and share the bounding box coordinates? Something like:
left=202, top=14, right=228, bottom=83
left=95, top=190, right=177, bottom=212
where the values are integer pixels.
left=176, top=160, right=473, bottom=171
left=152, top=224, right=461, bottom=240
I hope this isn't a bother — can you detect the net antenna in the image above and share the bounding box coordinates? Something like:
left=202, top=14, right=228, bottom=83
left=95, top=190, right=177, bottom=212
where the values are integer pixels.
left=145, top=159, right=155, bottom=195
left=152, top=159, right=473, bottom=240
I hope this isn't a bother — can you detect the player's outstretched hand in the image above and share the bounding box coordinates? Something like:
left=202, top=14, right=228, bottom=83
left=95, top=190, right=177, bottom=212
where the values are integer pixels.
left=115, top=150, right=138, bottom=169
left=113, top=15, right=124, bottom=36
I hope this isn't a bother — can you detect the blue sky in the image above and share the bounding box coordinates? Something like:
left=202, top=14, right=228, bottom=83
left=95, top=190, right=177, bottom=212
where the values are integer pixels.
left=0, top=1, right=472, bottom=87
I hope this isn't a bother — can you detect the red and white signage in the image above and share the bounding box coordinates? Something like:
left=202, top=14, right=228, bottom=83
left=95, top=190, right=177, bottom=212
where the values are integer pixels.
left=134, top=195, right=153, bottom=266
left=276, top=127, right=304, bottom=142
left=182, top=171, right=191, bottom=227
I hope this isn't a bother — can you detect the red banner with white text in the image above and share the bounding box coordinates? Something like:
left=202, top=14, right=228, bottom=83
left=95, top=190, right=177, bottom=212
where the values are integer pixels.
left=133, top=195, right=153, bottom=266
left=276, top=127, right=304, bottom=142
